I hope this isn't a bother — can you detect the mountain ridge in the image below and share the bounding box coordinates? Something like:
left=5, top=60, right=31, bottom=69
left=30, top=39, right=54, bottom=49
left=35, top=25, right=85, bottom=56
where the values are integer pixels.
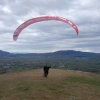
left=0, top=50, right=100, bottom=58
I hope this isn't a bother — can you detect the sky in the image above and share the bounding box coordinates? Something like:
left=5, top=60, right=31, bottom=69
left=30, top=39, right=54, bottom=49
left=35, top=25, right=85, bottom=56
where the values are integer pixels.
left=0, top=0, right=100, bottom=53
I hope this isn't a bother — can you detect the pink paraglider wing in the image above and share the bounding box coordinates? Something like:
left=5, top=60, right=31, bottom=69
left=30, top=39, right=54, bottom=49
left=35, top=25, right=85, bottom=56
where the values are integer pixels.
left=13, top=16, right=78, bottom=41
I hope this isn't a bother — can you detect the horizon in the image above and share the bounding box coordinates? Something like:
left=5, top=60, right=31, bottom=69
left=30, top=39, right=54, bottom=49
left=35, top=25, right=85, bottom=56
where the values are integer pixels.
left=0, top=49, right=99, bottom=54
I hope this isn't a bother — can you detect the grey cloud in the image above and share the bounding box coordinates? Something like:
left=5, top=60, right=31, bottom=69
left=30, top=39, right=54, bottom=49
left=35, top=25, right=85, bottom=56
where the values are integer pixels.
left=0, top=0, right=100, bottom=53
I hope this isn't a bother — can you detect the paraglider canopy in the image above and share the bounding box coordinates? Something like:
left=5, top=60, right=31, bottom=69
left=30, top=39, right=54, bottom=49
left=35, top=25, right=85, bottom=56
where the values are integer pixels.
left=13, top=16, right=79, bottom=41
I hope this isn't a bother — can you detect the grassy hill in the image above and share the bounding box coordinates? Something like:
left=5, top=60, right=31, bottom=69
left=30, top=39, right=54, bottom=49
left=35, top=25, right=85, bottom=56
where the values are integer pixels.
left=0, top=69, right=100, bottom=100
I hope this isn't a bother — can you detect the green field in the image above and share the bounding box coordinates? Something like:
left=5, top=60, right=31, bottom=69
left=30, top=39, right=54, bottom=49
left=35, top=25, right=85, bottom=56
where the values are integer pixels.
left=0, top=69, right=100, bottom=100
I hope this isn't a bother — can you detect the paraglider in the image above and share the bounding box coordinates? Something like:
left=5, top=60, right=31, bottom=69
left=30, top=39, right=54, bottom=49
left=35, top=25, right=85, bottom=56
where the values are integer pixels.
left=43, top=65, right=51, bottom=78
left=13, top=16, right=79, bottom=41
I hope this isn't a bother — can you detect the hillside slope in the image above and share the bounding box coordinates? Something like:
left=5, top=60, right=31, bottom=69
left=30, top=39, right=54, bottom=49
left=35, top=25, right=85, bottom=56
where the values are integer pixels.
left=0, top=69, right=100, bottom=100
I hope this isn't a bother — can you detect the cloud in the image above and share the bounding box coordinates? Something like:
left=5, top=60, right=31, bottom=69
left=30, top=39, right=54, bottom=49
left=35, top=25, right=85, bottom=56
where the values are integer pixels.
left=0, top=0, right=100, bottom=53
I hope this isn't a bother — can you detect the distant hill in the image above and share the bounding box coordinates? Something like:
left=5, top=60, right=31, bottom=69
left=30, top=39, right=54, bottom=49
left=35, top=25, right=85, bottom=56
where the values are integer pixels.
left=0, top=50, right=100, bottom=58
left=0, top=50, right=100, bottom=74
left=52, top=50, right=100, bottom=58
left=0, top=50, right=11, bottom=57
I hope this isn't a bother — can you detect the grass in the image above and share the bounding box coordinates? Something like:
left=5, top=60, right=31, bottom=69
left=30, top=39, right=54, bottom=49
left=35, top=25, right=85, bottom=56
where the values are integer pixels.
left=0, top=69, right=100, bottom=100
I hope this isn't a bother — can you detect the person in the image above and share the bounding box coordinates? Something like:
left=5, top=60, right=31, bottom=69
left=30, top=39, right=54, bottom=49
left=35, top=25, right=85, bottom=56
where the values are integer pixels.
left=43, top=65, right=51, bottom=77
